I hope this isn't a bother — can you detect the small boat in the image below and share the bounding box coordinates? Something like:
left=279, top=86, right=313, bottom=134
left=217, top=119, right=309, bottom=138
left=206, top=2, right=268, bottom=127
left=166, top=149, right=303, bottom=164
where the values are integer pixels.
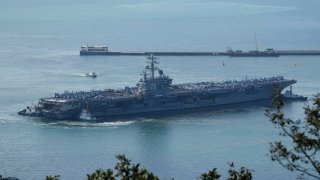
left=85, top=72, right=97, bottom=78
left=18, top=105, right=43, bottom=117
left=281, top=86, right=307, bottom=101
left=0, top=175, right=19, bottom=180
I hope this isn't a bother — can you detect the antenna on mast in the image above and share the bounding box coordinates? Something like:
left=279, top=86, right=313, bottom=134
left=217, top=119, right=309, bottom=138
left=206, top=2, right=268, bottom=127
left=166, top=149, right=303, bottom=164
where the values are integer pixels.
left=146, top=54, right=159, bottom=79
left=254, top=33, right=259, bottom=52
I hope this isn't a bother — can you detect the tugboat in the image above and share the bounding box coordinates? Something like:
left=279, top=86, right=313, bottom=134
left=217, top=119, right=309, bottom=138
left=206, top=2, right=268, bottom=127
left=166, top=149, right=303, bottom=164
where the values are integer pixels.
left=18, top=54, right=297, bottom=121
left=85, top=72, right=97, bottom=78
left=281, top=86, right=308, bottom=101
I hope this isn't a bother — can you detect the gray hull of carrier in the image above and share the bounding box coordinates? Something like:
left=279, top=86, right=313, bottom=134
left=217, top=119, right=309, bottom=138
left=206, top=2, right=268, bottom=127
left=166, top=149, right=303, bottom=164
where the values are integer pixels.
left=18, top=55, right=296, bottom=121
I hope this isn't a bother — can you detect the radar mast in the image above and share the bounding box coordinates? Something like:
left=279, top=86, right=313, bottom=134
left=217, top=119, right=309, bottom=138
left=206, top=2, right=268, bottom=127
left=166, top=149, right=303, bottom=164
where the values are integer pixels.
left=146, top=54, right=159, bottom=79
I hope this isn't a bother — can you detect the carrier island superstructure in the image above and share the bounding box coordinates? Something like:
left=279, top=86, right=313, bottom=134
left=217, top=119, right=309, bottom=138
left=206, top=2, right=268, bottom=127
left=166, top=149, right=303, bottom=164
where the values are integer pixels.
left=19, top=55, right=296, bottom=120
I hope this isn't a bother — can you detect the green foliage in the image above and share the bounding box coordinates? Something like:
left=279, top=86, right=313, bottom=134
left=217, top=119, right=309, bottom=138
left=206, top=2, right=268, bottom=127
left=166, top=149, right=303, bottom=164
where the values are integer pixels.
left=199, top=163, right=252, bottom=180
left=266, top=95, right=320, bottom=179
left=86, top=154, right=159, bottom=180
left=199, top=168, right=221, bottom=180
left=84, top=155, right=253, bottom=180
left=226, top=163, right=252, bottom=180
left=45, top=175, right=60, bottom=180
left=86, top=169, right=115, bottom=180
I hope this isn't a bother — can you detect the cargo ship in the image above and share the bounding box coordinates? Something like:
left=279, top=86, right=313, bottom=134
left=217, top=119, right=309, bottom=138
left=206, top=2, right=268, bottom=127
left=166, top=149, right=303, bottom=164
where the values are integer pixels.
left=18, top=55, right=296, bottom=121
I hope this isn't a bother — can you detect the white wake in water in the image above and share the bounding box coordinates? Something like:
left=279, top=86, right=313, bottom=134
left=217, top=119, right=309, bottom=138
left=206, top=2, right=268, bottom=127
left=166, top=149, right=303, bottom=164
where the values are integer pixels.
left=45, top=120, right=136, bottom=128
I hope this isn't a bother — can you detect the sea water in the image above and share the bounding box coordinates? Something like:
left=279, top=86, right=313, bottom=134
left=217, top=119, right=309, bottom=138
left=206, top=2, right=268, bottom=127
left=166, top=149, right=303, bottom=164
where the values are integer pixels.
left=1, top=0, right=320, bottom=179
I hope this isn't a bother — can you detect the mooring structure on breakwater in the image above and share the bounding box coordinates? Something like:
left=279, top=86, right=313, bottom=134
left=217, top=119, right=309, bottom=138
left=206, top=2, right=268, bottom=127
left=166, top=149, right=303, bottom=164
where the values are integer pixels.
left=79, top=45, right=320, bottom=57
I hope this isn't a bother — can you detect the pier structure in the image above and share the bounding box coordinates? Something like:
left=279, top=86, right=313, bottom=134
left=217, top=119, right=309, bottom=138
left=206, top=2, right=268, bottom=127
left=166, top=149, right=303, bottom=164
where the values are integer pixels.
left=80, top=45, right=320, bottom=57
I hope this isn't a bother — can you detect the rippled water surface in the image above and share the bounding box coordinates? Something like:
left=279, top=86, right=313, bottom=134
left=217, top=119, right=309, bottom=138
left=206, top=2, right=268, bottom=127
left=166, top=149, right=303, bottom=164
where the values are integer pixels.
left=1, top=0, right=320, bottom=179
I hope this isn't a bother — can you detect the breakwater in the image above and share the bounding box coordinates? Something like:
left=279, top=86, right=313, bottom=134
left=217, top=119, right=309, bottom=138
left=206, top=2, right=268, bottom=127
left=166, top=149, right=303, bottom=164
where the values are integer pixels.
left=80, top=51, right=218, bottom=56
left=80, top=50, right=320, bottom=56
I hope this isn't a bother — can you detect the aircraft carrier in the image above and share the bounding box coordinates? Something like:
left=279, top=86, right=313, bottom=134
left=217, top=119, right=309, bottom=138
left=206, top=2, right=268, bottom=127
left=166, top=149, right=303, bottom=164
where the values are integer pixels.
left=18, top=55, right=296, bottom=121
